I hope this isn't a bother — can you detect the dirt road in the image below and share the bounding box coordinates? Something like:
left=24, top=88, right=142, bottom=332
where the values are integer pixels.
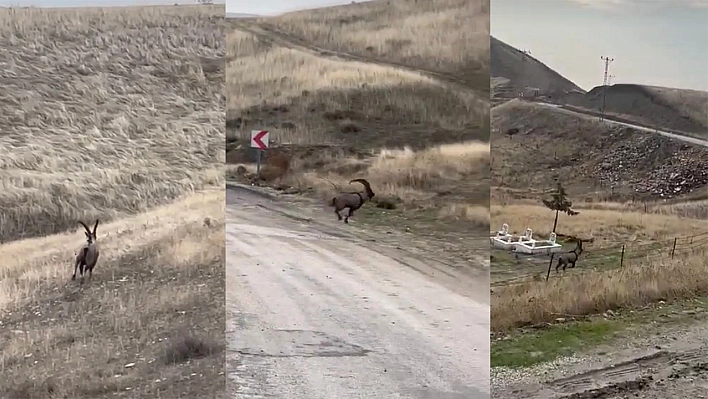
left=226, top=187, right=490, bottom=398
left=533, top=101, right=708, bottom=148
left=492, top=320, right=708, bottom=398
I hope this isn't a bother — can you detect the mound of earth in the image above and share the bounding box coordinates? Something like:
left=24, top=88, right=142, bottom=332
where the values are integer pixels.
left=567, top=84, right=708, bottom=138
left=491, top=100, right=708, bottom=200
left=490, top=36, right=585, bottom=101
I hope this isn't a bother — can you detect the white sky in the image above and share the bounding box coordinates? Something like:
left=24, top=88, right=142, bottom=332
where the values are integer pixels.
left=226, top=0, right=372, bottom=16
left=492, top=0, right=708, bottom=91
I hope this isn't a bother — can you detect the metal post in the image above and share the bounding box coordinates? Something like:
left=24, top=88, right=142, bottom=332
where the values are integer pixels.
left=671, top=237, right=677, bottom=258
left=620, top=245, right=625, bottom=268
left=256, top=149, right=262, bottom=178
left=546, top=253, right=554, bottom=281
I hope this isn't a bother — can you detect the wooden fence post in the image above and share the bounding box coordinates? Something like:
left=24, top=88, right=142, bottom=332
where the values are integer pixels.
left=620, top=245, right=625, bottom=268
left=546, top=253, right=554, bottom=282
left=671, top=237, right=678, bottom=259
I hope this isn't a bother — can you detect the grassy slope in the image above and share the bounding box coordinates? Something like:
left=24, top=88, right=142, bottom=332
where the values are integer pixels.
left=261, top=0, right=489, bottom=90
left=226, top=1, right=490, bottom=232
left=0, top=6, right=226, bottom=398
left=568, top=84, right=708, bottom=138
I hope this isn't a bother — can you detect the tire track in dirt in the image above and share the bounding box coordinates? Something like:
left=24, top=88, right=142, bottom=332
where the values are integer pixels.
left=231, top=19, right=488, bottom=96
left=492, top=324, right=708, bottom=399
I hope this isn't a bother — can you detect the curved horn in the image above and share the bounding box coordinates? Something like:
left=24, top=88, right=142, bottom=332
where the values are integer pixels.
left=349, top=178, right=374, bottom=197
left=93, top=219, right=100, bottom=235
left=78, top=221, right=91, bottom=235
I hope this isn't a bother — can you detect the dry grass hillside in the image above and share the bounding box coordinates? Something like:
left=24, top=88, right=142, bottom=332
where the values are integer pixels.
left=226, top=0, right=490, bottom=233
left=491, top=99, right=708, bottom=201
left=490, top=98, right=708, bottom=332
left=0, top=6, right=226, bottom=398
left=490, top=36, right=585, bottom=101
left=257, top=0, right=489, bottom=90
left=566, top=84, right=708, bottom=138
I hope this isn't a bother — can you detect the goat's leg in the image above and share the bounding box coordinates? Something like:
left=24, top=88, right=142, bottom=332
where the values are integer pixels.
left=88, top=266, right=93, bottom=280
left=335, top=208, right=342, bottom=221
left=569, top=260, right=576, bottom=269
left=72, top=261, right=79, bottom=280
left=344, top=208, right=355, bottom=224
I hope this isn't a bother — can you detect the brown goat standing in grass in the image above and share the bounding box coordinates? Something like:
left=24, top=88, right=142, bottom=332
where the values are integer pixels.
left=555, top=239, right=583, bottom=272
left=331, top=179, right=375, bottom=224
left=73, top=220, right=100, bottom=282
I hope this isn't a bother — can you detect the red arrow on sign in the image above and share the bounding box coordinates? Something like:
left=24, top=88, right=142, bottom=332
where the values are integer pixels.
left=251, top=130, right=269, bottom=150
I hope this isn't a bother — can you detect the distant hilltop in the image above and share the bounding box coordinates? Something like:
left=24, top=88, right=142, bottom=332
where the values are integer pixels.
left=226, top=13, right=259, bottom=18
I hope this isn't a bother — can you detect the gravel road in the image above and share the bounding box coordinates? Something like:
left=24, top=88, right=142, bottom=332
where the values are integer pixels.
left=226, top=187, right=490, bottom=398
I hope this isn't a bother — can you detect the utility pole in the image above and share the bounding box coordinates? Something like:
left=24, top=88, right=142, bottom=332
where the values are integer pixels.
left=519, top=49, right=531, bottom=97
left=600, top=56, right=614, bottom=121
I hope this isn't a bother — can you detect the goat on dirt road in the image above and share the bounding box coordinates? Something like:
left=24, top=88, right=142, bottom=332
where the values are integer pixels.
left=331, top=178, right=375, bottom=224
left=73, top=220, right=100, bottom=282
left=555, top=239, right=583, bottom=272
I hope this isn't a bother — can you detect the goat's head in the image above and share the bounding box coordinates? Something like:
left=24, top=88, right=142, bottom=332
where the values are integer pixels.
left=78, top=220, right=99, bottom=243
left=349, top=178, right=375, bottom=199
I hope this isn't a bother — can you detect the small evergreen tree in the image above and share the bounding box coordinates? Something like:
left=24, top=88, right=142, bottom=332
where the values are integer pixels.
left=542, top=182, right=579, bottom=233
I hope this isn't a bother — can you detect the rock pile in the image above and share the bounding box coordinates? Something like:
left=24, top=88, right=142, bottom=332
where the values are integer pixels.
left=591, top=127, right=708, bottom=198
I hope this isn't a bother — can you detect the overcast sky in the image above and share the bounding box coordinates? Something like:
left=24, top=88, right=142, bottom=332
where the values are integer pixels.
left=492, top=0, right=708, bottom=91
left=226, top=0, right=372, bottom=16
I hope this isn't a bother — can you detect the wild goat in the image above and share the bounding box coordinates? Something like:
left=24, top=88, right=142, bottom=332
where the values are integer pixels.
left=555, top=239, right=583, bottom=272
left=73, top=220, right=100, bottom=282
left=331, top=178, right=375, bottom=224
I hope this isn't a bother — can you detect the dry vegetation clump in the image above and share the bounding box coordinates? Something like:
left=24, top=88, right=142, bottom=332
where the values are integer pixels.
left=263, top=0, right=489, bottom=85
left=282, top=141, right=490, bottom=224
left=492, top=249, right=708, bottom=331
left=226, top=29, right=488, bottom=147
left=0, top=5, right=226, bottom=242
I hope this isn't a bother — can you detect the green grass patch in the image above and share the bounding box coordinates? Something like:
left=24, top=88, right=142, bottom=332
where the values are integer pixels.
left=492, top=296, right=708, bottom=369
left=491, top=320, right=621, bottom=368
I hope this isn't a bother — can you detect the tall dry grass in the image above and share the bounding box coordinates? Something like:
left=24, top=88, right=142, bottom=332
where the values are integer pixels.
left=492, top=248, right=708, bottom=331
left=264, top=0, right=489, bottom=81
left=0, top=6, right=226, bottom=397
left=226, top=29, right=486, bottom=145
left=491, top=203, right=707, bottom=246
left=283, top=141, right=490, bottom=222
left=0, top=190, right=226, bottom=398
left=0, top=5, right=225, bottom=242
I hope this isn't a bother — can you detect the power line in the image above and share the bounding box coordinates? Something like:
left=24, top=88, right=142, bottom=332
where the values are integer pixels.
left=600, top=56, right=614, bottom=121
left=519, top=49, right=531, bottom=97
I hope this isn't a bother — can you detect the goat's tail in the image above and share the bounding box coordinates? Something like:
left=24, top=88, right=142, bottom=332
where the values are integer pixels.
left=330, top=197, right=337, bottom=207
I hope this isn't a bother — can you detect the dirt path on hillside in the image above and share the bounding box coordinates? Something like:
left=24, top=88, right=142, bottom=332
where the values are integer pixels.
left=231, top=20, right=487, bottom=95
left=226, top=186, right=490, bottom=398
left=537, top=102, right=708, bottom=148
left=494, top=98, right=708, bottom=148
left=492, top=320, right=708, bottom=398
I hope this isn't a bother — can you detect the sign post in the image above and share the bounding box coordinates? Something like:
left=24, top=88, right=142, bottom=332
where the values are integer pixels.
left=250, top=130, right=270, bottom=178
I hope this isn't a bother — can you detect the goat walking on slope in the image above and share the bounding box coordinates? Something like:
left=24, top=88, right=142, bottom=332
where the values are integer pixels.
left=331, top=178, right=375, bottom=224
left=555, top=239, right=583, bottom=272
left=73, top=220, right=100, bottom=282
